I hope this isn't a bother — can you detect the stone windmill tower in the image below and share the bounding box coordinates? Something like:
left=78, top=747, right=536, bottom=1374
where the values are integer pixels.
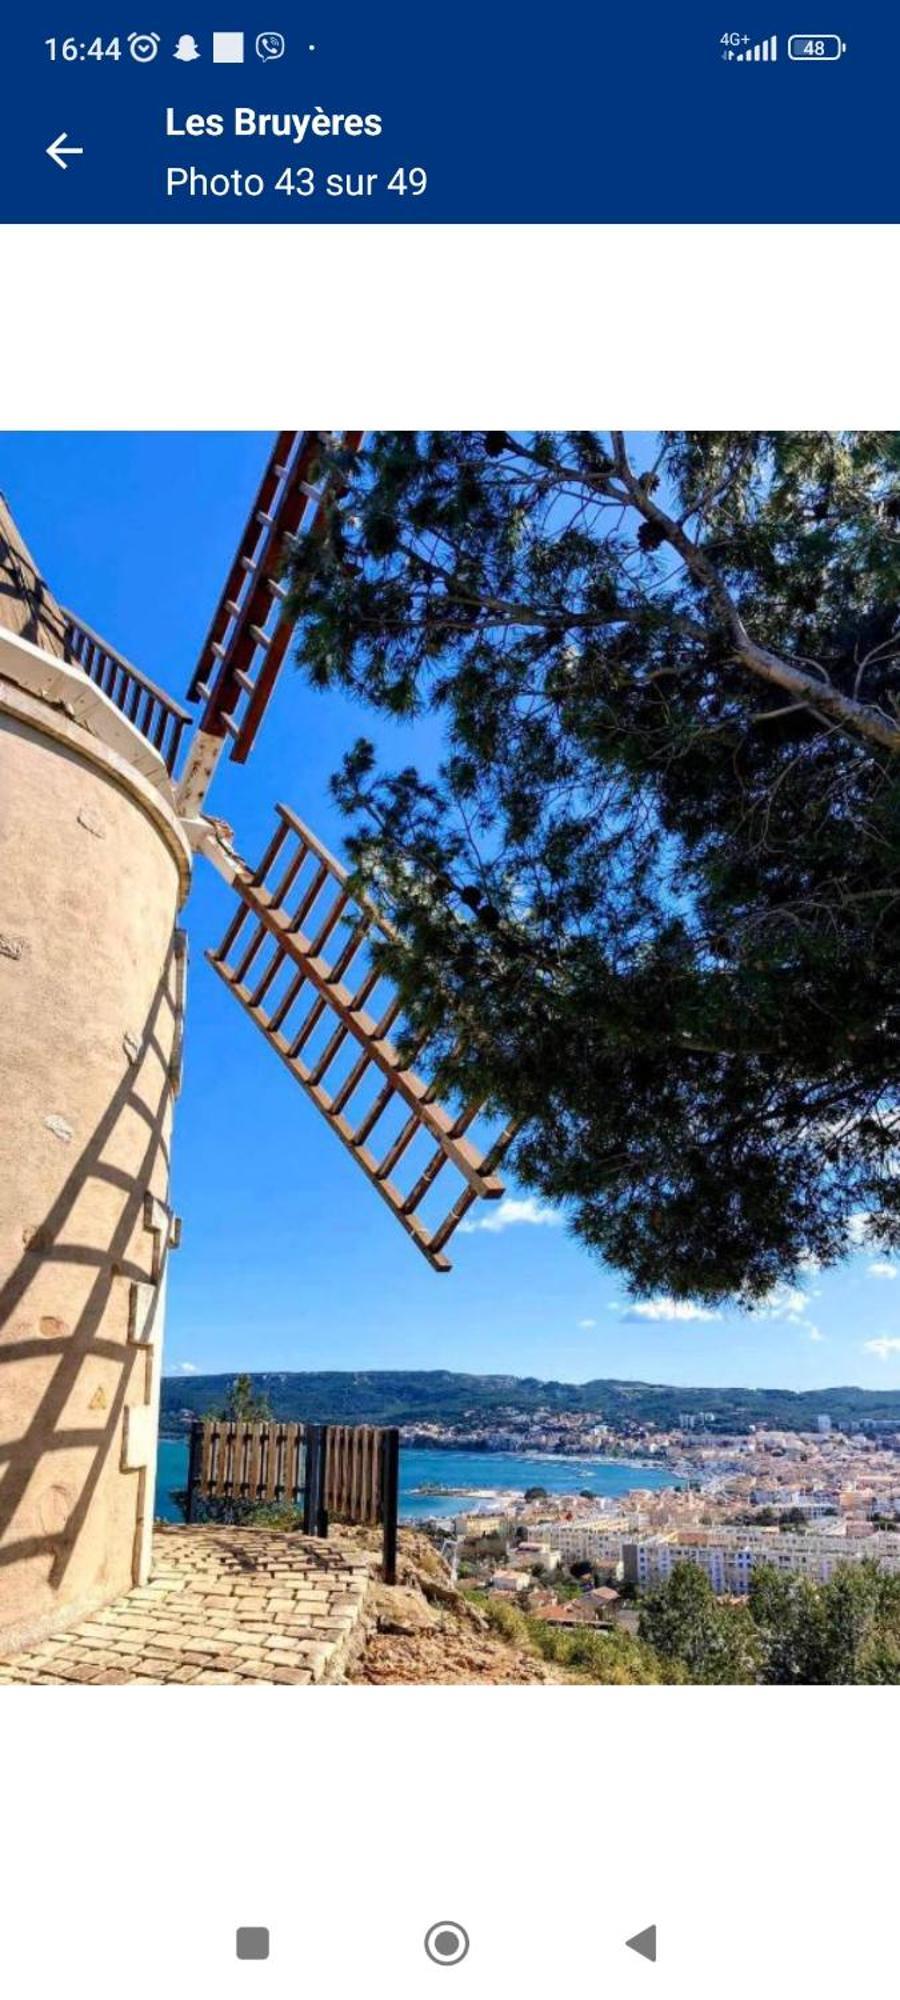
left=0, top=436, right=513, bottom=1653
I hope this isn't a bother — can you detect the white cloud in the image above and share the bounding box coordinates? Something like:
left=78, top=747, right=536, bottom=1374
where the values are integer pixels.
left=745, top=1281, right=824, bottom=1342
left=848, top=1210, right=872, bottom=1247
left=622, top=1297, right=720, bottom=1324
left=868, top=1261, right=897, bottom=1281
left=755, top=1284, right=808, bottom=1321
left=459, top=1195, right=564, bottom=1236
left=864, top=1337, right=900, bottom=1361
left=171, top=1361, right=198, bottom=1375
left=754, top=1283, right=823, bottom=1330
left=577, top=1317, right=597, bottom=1329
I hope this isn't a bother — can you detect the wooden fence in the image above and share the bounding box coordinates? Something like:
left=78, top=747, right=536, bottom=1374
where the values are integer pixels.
left=185, top=1418, right=400, bottom=1583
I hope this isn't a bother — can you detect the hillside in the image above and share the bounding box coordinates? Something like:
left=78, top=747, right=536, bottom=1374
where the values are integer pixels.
left=159, top=1368, right=900, bottom=1435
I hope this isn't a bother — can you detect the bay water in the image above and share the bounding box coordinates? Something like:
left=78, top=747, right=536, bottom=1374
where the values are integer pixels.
left=155, top=1436, right=676, bottom=1524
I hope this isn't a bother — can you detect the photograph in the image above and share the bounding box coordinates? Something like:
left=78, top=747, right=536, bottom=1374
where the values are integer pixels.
left=2, top=427, right=900, bottom=1689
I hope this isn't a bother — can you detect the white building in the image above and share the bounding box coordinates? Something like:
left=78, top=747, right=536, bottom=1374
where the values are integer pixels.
left=531, top=1519, right=632, bottom=1564
left=490, top=1569, right=531, bottom=1595
left=508, top=1541, right=563, bottom=1572
left=623, top=1527, right=900, bottom=1595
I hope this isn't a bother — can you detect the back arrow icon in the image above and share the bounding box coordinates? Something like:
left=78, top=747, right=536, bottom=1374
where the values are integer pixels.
left=47, top=132, right=84, bottom=170
left=626, top=1925, right=657, bottom=1964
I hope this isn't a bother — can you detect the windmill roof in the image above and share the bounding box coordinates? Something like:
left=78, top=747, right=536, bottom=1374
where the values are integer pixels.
left=0, top=495, right=69, bottom=659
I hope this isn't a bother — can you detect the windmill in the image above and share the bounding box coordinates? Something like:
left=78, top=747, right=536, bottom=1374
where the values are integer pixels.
left=0, top=435, right=514, bottom=1652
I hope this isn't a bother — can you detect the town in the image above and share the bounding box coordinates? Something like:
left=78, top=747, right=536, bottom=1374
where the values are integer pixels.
left=403, top=1409, right=900, bottom=1627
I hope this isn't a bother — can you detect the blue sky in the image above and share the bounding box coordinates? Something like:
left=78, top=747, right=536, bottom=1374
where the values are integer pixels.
left=4, top=430, right=900, bottom=1392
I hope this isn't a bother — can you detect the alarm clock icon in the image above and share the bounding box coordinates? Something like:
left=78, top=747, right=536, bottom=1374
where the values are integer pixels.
left=128, top=31, right=161, bottom=61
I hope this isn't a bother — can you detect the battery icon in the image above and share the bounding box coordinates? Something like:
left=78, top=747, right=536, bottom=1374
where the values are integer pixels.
left=788, top=33, right=847, bottom=57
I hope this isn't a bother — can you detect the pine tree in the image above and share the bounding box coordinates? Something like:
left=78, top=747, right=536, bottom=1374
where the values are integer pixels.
left=287, top=432, right=900, bottom=1301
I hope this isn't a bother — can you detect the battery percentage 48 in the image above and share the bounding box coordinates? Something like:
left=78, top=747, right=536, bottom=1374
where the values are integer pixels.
left=787, top=34, right=847, bottom=58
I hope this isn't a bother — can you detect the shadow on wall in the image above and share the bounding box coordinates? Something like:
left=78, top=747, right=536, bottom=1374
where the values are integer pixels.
left=0, top=510, right=68, bottom=657
left=0, top=942, right=176, bottom=1600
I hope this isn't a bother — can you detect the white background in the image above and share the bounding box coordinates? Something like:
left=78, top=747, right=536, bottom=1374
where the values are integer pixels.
left=2, top=219, right=898, bottom=2000
left=2, top=224, right=897, bottom=427
left=1, top=1687, right=894, bottom=1996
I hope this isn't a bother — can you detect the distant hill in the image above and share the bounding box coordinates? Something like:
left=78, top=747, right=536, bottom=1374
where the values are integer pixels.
left=159, top=1369, right=900, bottom=1435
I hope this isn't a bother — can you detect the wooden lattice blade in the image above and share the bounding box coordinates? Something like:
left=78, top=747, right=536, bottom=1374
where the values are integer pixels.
left=187, top=430, right=365, bottom=763
left=206, top=803, right=516, bottom=1272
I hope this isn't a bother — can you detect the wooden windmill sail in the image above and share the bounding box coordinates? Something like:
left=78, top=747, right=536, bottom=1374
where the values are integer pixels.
left=178, top=431, right=515, bottom=1268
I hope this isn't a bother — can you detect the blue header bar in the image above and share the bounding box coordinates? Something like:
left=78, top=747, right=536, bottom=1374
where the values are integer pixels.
left=2, top=6, right=893, bottom=222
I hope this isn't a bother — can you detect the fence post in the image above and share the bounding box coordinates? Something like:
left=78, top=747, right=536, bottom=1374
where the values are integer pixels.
left=186, top=1421, right=202, bottom=1524
left=381, top=1428, right=400, bottom=1585
left=302, top=1425, right=329, bottom=1540
left=302, top=1424, right=319, bottom=1535
left=317, top=1425, right=330, bottom=1540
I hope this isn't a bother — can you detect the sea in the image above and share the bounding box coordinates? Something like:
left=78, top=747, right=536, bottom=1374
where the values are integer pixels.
left=154, top=1437, right=677, bottom=1524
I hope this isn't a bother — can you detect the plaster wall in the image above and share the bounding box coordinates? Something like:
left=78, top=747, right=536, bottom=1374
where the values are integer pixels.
left=0, top=688, right=190, bottom=1651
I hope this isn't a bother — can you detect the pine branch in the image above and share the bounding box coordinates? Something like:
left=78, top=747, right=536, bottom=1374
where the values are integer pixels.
left=609, top=433, right=900, bottom=755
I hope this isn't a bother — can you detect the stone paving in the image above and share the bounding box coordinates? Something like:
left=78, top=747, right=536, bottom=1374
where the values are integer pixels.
left=0, top=1526, right=375, bottom=1684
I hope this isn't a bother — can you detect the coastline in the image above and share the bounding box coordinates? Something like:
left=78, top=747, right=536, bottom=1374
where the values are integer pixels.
left=158, top=1432, right=676, bottom=1478
left=154, top=1437, right=681, bottom=1526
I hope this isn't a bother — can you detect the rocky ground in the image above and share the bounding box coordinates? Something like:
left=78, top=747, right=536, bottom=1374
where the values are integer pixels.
left=333, top=1527, right=568, bottom=1684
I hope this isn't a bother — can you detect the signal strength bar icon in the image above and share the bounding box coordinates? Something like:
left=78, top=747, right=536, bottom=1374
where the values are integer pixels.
left=736, top=33, right=778, bottom=58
